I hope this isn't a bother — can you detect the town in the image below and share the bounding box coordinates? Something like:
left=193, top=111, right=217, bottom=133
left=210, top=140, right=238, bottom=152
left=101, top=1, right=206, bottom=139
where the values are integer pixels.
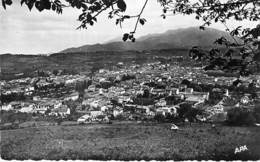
left=1, top=58, right=260, bottom=129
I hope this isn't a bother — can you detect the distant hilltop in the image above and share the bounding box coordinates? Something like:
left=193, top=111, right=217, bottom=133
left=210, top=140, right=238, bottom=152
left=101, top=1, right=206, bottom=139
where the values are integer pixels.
left=60, top=26, right=238, bottom=53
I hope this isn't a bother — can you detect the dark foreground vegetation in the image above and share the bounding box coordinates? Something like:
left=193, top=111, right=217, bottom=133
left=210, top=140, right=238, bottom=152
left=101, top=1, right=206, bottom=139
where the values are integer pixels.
left=1, top=122, right=259, bottom=160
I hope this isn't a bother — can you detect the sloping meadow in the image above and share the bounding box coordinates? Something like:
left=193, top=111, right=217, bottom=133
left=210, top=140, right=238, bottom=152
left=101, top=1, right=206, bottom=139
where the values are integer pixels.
left=1, top=123, right=259, bottom=160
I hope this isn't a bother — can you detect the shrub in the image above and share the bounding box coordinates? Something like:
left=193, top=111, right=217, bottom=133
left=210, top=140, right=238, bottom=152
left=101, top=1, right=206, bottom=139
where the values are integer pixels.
left=0, top=110, right=32, bottom=124
left=55, top=117, right=63, bottom=125
left=113, top=114, right=125, bottom=121
left=254, top=105, right=260, bottom=123
left=153, top=113, right=178, bottom=123
left=255, top=113, right=260, bottom=123
left=154, top=114, right=166, bottom=122
left=227, top=107, right=256, bottom=126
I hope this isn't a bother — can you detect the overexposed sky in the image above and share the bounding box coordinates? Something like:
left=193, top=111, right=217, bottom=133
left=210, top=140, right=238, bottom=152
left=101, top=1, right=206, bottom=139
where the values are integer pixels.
left=0, top=0, right=258, bottom=54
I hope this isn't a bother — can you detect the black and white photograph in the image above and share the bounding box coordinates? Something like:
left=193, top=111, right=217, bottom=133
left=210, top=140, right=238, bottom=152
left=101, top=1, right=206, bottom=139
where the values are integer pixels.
left=0, top=0, right=260, bottom=161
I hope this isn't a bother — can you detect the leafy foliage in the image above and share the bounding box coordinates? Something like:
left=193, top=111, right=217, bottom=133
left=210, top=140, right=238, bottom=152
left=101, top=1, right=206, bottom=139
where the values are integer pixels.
left=1, top=0, right=148, bottom=42
left=227, top=107, right=256, bottom=126
left=159, top=0, right=260, bottom=75
left=75, top=80, right=90, bottom=94
left=178, top=103, right=203, bottom=122
left=0, top=110, right=32, bottom=123
left=0, top=92, right=26, bottom=104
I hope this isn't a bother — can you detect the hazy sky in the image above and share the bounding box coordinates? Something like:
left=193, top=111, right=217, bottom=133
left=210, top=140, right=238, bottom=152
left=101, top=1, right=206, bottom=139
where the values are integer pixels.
left=0, top=0, right=258, bottom=54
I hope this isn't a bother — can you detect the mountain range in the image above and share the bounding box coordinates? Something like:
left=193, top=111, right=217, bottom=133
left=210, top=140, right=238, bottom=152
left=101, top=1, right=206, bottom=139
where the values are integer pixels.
left=60, top=26, right=236, bottom=53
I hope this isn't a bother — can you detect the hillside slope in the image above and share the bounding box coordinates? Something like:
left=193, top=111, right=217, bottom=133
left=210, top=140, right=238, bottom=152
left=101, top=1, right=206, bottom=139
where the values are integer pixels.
left=61, top=27, right=237, bottom=53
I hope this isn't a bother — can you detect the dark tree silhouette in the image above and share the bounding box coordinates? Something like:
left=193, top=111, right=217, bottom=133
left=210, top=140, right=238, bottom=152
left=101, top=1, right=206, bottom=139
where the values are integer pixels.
left=181, top=79, right=191, bottom=87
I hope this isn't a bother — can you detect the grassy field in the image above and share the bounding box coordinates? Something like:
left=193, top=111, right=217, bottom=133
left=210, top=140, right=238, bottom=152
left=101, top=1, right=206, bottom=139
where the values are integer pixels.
left=0, top=122, right=260, bottom=160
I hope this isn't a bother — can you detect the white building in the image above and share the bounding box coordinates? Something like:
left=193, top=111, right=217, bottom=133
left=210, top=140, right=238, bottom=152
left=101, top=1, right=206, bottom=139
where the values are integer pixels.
left=19, top=105, right=34, bottom=113
left=1, top=104, right=13, bottom=111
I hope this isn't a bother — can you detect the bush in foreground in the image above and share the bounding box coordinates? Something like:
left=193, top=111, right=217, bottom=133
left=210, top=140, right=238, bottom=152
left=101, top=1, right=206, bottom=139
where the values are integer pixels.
left=227, top=107, right=256, bottom=126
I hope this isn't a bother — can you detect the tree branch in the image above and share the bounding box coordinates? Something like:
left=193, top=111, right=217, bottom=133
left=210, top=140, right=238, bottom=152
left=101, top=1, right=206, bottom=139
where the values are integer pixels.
left=131, top=0, right=149, bottom=34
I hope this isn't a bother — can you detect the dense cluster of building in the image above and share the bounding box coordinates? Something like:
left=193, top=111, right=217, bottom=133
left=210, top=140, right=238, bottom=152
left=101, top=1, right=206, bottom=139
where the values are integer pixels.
left=1, top=61, right=260, bottom=124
